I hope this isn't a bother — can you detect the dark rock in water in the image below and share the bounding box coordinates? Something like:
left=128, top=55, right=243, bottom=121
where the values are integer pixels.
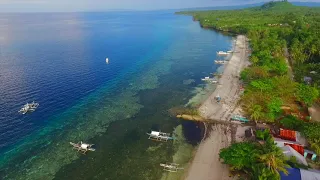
left=182, top=121, right=203, bottom=146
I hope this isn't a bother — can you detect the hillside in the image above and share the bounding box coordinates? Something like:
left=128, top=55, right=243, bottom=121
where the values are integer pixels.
left=176, top=2, right=320, bottom=178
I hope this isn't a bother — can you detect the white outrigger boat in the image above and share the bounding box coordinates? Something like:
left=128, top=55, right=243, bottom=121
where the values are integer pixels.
left=70, top=141, right=95, bottom=154
left=201, top=77, right=218, bottom=84
left=214, top=60, right=228, bottom=65
left=18, top=101, right=39, bottom=114
left=217, top=51, right=229, bottom=56
left=147, top=131, right=174, bottom=142
left=160, top=163, right=184, bottom=172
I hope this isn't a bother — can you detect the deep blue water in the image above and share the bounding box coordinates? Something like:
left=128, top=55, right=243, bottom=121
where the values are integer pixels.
left=0, top=11, right=232, bottom=179
left=0, top=12, right=175, bottom=151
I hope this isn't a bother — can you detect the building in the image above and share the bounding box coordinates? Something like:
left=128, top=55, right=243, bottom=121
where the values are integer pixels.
left=280, top=168, right=320, bottom=180
left=274, top=129, right=317, bottom=162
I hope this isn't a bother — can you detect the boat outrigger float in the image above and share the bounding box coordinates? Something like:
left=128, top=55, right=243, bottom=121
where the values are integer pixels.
left=160, top=163, right=184, bottom=172
left=147, top=131, right=174, bottom=142
left=18, top=101, right=39, bottom=114
left=70, top=141, right=95, bottom=154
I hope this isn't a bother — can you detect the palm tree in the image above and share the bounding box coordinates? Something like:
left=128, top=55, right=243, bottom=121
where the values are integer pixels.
left=252, top=164, right=279, bottom=180
left=310, top=139, right=320, bottom=155
left=258, top=145, right=290, bottom=176
left=249, top=104, right=263, bottom=122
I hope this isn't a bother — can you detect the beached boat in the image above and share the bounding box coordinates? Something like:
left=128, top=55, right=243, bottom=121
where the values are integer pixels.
left=214, top=60, right=227, bottom=64
left=18, top=101, right=39, bottom=114
left=201, top=77, right=218, bottom=83
left=231, top=115, right=249, bottom=123
left=147, top=131, right=174, bottom=142
left=212, top=72, right=222, bottom=77
left=217, top=51, right=229, bottom=56
left=160, top=163, right=184, bottom=172
left=70, top=141, right=95, bottom=154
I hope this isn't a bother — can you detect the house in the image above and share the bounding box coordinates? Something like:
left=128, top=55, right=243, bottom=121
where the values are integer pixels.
left=280, top=168, right=320, bottom=180
left=274, top=129, right=307, bottom=154
left=281, top=145, right=308, bottom=166
left=274, top=129, right=318, bottom=162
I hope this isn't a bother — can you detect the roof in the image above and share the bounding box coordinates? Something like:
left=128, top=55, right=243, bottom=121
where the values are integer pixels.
left=280, top=129, right=296, bottom=141
left=281, top=168, right=320, bottom=180
left=277, top=129, right=308, bottom=146
left=274, top=138, right=303, bottom=146
left=281, top=145, right=308, bottom=166
left=275, top=138, right=305, bottom=155
left=280, top=168, right=301, bottom=180
left=81, top=144, right=89, bottom=149
left=151, top=131, right=160, bottom=136
left=300, top=169, right=320, bottom=180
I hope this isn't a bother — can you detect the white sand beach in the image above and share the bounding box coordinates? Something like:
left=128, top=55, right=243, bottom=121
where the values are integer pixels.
left=199, top=35, right=249, bottom=121
left=185, top=35, right=249, bottom=180
left=185, top=124, right=234, bottom=180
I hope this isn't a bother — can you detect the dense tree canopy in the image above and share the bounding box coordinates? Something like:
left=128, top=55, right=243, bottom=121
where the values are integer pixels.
left=219, top=131, right=289, bottom=179
left=179, top=2, right=320, bottom=177
left=280, top=115, right=320, bottom=154
left=177, top=1, right=320, bottom=122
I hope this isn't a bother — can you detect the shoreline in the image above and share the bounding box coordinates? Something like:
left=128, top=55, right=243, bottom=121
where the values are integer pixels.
left=184, top=35, right=250, bottom=180
left=199, top=35, right=249, bottom=121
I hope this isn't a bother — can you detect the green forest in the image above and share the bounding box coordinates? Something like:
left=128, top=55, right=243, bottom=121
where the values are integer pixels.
left=177, top=1, right=320, bottom=179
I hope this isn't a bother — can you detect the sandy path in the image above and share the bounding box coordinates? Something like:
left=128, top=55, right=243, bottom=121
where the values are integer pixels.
left=185, top=124, right=234, bottom=180
left=199, top=35, right=249, bottom=121
left=309, top=103, right=320, bottom=122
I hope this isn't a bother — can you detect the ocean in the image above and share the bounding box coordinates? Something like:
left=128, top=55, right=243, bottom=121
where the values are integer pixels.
left=0, top=11, right=232, bottom=179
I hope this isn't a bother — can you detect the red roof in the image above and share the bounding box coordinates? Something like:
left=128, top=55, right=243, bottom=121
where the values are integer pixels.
left=284, top=143, right=304, bottom=155
left=280, top=129, right=296, bottom=142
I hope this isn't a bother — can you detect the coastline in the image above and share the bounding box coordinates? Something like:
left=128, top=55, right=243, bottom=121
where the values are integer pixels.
left=199, top=35, right=249, bottom=121
left=184, top=35, right=249, bottom=180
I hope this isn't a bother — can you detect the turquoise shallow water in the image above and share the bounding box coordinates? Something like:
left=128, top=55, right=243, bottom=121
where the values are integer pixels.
left=0, top=11, right=232, bottom=179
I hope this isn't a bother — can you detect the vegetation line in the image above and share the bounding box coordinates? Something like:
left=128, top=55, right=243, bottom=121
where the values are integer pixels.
left=177, top=1, right=320, bottom=179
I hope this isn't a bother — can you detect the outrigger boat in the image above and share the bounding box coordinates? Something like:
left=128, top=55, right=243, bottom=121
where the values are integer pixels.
left=214, top=60, right=227, bottom=65
left=70, top=141, right=95, bottom=154
left=18, top=101, right=39, bottom=114
left=147, top=131, right=174, bottom=142
left=160, top=163, right=184, bottom=172
left=217, top=51, right=229, bottom=56
left=201, top=77, right=218, bottom=84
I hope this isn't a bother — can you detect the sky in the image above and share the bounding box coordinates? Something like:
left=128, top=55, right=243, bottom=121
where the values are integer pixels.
left=0, top=0, right=318, bottom=12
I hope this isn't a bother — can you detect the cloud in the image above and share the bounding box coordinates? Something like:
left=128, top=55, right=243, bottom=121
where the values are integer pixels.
left=0, top=0, right=318, bottom=12
left=0, top=0, right=47, bottom=4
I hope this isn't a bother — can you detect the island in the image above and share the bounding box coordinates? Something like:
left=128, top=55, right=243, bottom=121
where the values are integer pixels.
left=176, top=1, right=320, bottom=179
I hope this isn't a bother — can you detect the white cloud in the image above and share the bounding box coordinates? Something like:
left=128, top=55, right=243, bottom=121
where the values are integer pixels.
left=0, top=0, right=47, bottom=4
